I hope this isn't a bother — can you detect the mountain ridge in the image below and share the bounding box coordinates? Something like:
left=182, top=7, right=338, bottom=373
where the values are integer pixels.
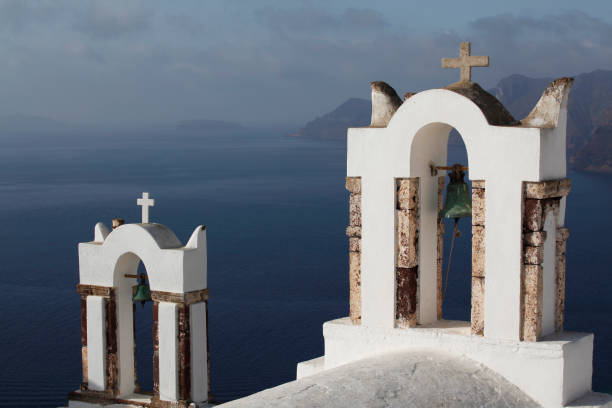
left=292, top=70, right=612, bottom=173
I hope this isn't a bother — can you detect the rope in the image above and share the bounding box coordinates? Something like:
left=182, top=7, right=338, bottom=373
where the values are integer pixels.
left=442, top=218, right=461, bottom=307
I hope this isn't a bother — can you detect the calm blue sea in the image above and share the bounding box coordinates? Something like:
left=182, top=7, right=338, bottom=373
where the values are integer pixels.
left=0, top=131, right=609, bottom=407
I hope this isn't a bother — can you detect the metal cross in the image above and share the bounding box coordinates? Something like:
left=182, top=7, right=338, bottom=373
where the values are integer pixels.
left=442, top=42, right=489, bottom=83
left=137, top=192, right=155, bottom=223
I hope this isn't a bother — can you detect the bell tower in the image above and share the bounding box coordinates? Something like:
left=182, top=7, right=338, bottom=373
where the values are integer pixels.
left=298, top=43, right=600, bottom=408
left=68, top=194, right=211, bottom=408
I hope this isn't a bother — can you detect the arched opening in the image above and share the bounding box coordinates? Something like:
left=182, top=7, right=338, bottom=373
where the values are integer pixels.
left=112, top=252, right=155, bottom=398
left=133, top=262, right=154, bottom=394
left=401, top=121, right=484, bottom=334
left=440, top=129, right=472, bottom=322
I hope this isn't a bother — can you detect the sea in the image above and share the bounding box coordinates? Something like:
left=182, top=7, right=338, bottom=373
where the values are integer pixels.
left=0, top=130, right=609, bottom=407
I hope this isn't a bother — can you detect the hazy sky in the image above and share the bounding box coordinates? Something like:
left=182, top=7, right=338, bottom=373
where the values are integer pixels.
left=0, top=0, right=611, bottom=127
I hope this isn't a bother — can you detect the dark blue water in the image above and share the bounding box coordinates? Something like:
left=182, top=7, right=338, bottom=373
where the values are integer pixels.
left=0, top=132, right=609, bottom=407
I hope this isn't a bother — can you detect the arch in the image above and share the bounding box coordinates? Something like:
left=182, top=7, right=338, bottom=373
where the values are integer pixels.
left=79, top=223, right=206, bottom=293
left=400, top=121, right=482, bottom=329
left=105, top=224, right=182, bottom=291
left=389, top=89, right=494, bottom=181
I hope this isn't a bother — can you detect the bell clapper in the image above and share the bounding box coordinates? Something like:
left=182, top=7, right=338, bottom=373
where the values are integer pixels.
left=442, top=218, right=461, bottom=307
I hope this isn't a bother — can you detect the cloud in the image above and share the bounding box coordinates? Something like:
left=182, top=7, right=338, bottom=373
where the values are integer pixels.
left=468, top=10, right=612, bottom=79
left=256, top=6, right=387, bottom=34
left=0, top=0, right=67, bottom=32
left=471, top=10, right=612, bottom=47
left=0, top=4, right=610, bottom=126
left=342, top=8, right=388, bottom=30
left=165, top=13, right=208, bottom=38
left=73, top=2, right=151, bottom=39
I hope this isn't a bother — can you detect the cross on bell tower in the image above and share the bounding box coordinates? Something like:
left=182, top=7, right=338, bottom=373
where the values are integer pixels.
left=442, top=42, right=489, bottom=83
left=137, top=192, right=155, bottom=223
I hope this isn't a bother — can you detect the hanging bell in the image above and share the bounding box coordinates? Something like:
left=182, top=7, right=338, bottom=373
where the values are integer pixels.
left=133, top=277, right=151, bottom=307
left=440, top=164, right=472, bottom=220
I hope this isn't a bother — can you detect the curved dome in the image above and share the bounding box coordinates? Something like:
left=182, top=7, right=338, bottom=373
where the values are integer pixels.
left=222, top=351, right=540, bottom=407
left=106, top=222, right=183, bottom=249
left=444, top=81, right=519, bottom=126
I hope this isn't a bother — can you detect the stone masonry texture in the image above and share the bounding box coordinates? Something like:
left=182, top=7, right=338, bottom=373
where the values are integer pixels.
left=471, top=181, right=486, bottom=335
left=346, top=177, right=362, bottom=323
left=396, top=267, right=418, bottom=327
left=437, top=176, right=445, bottom=320
left=396, top=178, right=419, bottom=327
left=522, top=265, right=543, bottom=342
left=520, top=179, right=570, bottom=341
left=471, top=277, right=485, bottom=336
left=555, top=228, right=569, bottom=331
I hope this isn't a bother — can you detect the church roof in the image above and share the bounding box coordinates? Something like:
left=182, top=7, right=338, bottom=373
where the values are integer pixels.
left=444, top=81, right=520, bottom=127
left=221, top=351, right=541, bottom=408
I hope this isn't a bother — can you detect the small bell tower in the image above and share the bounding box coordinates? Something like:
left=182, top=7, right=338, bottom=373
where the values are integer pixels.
left=68, top=194, right=211, bottom=408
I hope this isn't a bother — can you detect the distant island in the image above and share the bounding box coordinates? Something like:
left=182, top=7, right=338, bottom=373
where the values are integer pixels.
left=293, top=70, right=612, bottom=174
left=177, top=119, right=245, bottom=132
left=290, top=98, right=371, bottom=139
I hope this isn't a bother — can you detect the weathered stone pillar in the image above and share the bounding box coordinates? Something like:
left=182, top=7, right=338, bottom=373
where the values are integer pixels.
left=471, top=180, right=486, bottom=335
left=132, top=302, right=139, bottom=393
left=178, top=304, right=191, bottom=402
left=521, top=179, right=570, bottom=341
left=152, top=301, right=160, bottom=399
left=80, top=295, right=88, bottom=389
left=105, top=290, right=118, bottom=396
left=151, top=289, right=210, bottom=407
left=189, top=299, right=209, bottom=404
left=556, top=227, right=569, bottom=331
left=396, top=178, right=419, bottom=327
left=436, top=176, right=445, bottom=319
left=76, top=284, right=115, bottom=394
left=346, top=177, right=362, bottom=323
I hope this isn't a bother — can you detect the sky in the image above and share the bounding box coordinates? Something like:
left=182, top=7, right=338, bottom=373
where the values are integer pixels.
left=0, top=0, right=611, bottom=127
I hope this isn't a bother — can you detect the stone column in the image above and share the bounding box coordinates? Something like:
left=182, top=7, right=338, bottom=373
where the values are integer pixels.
left=189, top=300, right=209, bottom=404
left=76, top=284, right=115, bottom=394
left=436, top=176, right=445, bottom=320
left=156, top=300, right=179, bottom=403
left=346, top=177, right=362, bottom=323
left=396, top=178, right=419, bottom=327
left=152, top=301, right=160, bottom=398
left=151, top=289, right=210, bottom=407
left=471, top=180, right=486, bottom=335
left=556, top=227, right=569, bottom=331
left=80, top=295, right=88, bottom=389
left=521, top=179, right=570, bottom=341
left=104, top=290, right=119, bottom=395
left=178, top=304, right=191, bottom=402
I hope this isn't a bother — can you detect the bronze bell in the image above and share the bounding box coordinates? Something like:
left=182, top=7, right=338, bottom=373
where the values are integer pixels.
left=133, top=276, right=151, bottom=307
left=440, top=164, right=472, bottom=220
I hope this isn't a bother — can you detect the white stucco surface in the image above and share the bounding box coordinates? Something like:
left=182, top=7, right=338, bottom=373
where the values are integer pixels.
left=116, top=281, right=135, bottom=396
left=190, top=302, right=208, bottom=403
left=298, top=318, right=595, bottom=408
left=234, top=351, right=542, bottom=407
left=86, top=296, right=106, bottom=392
left=158, top=302, right=178, bottom=402
left=79, top=224, right=207, bottom=293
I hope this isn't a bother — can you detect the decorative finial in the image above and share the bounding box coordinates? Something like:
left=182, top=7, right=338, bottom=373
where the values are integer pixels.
left=137, top=192, right=155, bottom=223
left=442, top=42, right=489, bottom=83
left=112, top=218, right=125, bottom=230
